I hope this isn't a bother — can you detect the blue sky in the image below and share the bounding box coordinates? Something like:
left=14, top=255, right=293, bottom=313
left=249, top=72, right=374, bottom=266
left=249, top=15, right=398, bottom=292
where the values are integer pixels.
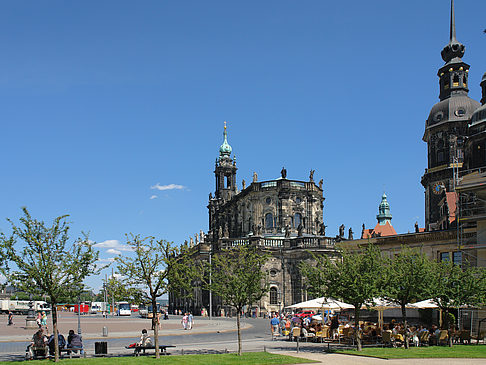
left=1, top=0, right=485, bottom=291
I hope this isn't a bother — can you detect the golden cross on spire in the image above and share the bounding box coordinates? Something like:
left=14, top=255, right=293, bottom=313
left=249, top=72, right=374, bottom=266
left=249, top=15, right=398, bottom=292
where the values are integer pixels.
left=224, top=120, right=227, bottom=130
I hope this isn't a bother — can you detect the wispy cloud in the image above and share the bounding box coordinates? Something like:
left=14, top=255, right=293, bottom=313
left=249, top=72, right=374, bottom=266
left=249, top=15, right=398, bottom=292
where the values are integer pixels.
left=150, top=183, right=185, bottom=191
left=107, top=248, right=122, bottom=255
left=94, top=240, right=133, bottom=252
left=150, top=195, right=158, bottom=200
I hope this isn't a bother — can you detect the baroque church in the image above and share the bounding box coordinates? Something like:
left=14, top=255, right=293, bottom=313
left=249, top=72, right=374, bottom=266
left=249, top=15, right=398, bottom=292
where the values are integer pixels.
left=169, top=0, right=486, bottom=325
left=170, top=122, right=340, bottom=316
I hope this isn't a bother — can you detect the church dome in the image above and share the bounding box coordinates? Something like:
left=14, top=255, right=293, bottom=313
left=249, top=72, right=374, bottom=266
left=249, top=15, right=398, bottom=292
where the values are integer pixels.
left=470, top=73, right=486, bottom=128
left=426, top=95, right=480, bottom=129
left=376, top=193, right=392, bottom=225
left=470, top=104, right=486, bottom=127
left=219, top=123, right=232, bottom=157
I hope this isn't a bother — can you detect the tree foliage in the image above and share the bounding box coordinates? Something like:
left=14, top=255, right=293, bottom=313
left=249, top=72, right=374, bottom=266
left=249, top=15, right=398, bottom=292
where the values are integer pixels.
left=430, top=260, right=486, bottom=311
left=382, top=246, right=433, bottom=348
left=0, top=208, right=100, bottom=362
left=205, top=245, right=269, bottom=355
left=301, top=244, right=383, bottom=351
left=115, top=234, right=198, bottom=359
left=104, top=275, right=144, bottom=304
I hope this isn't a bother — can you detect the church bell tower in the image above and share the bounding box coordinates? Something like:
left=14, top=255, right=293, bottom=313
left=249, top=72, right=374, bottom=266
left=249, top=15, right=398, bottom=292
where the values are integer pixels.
left=214, top=122, right=237, bottom=202
left=421, top=0, right=480, bottom=230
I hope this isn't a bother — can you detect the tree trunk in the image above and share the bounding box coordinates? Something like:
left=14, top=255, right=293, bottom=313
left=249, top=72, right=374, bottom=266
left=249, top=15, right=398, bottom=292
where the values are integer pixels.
left=52, top=303, right=59, bottom=362
left=401, top=304, right=409, bottom=349
left=237, top=310, right=242, bottom=356
left=354, top=308, right=362, bottom=351
left=152, top=298, right=159, bottom=359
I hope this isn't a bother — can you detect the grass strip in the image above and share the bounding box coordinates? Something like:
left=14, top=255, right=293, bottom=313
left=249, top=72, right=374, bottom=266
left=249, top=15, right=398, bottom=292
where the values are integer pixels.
left=0, top=352, right=318, bottom=364
left=336, top=345, right=486, bottom=359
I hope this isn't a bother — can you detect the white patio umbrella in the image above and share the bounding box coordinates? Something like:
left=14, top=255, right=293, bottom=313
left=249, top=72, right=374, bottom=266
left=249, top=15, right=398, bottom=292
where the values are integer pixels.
left=287, top=297, right=354, bottom=310
left=287, top=297, right=354, bottom=335
left=362, top=297, right=400, bottom=329
left=407, top=299, right=442, bottom=326
left=406, top=299, right=439, bottom=309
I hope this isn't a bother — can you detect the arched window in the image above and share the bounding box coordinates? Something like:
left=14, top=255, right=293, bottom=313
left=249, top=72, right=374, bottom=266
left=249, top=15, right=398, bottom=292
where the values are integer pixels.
left=453, top=74, right=459, bottom=87
left=269, top=287, right=278, bottom=305
left=265, top=213, right=273, bottom=228
left=294, top=213, right=302, bottom=228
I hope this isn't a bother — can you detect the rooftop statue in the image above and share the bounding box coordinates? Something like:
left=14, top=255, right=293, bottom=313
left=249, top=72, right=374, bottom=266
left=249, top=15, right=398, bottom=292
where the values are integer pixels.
left=339, top=224, right=345, bottom=238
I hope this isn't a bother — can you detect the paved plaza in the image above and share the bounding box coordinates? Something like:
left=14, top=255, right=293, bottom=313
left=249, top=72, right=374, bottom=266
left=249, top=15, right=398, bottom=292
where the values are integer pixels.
left=0, top=313, right=483, bottom=364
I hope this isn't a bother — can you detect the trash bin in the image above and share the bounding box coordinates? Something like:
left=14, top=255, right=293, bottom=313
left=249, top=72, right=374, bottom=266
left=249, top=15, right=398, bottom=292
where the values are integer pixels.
left=95, top=341, right=107, bottom=355
left=102, top=326, right=108, bottom=337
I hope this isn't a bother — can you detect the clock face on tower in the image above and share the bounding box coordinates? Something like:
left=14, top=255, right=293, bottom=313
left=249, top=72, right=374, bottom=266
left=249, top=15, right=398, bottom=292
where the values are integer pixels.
left=432, top=182, right=443, bottom=195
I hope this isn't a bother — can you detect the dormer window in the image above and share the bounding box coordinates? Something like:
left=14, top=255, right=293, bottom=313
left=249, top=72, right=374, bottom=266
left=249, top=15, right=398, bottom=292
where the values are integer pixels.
left=433, top=112, right=444, bottom=122
left=455, top=108, right=466, bottom=117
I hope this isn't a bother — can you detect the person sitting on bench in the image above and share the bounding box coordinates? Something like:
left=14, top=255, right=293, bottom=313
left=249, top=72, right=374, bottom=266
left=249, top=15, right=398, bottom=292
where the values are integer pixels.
left=67, top=330, right=83, bottom=353
left=138, top=329, right=152, bottom=347
left=26, top=329, right=48, bottom=359
left=48, top=331, right=66, bottom=356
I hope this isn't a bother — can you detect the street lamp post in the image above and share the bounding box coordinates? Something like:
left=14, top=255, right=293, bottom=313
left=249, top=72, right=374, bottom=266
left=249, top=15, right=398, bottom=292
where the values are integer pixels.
left=77, top=293, right=82, bottom=336
left=25, top=294, right=37, bottom=329
left=209, top=248, right=212, bottom=320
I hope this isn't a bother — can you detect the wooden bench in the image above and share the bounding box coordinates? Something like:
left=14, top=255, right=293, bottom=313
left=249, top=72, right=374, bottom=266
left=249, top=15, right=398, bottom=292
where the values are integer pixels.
left=125, top=345, right=176, bottom=356
left=28, top=346, right=48, bottom=360
left=60, top=347, right=85, bottom=358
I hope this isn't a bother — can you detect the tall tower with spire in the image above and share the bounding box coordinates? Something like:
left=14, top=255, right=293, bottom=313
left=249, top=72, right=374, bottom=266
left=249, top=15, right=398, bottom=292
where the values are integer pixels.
left=421, top=0, right=480, bottom=230
left=214, top=122, right=237, bottom=201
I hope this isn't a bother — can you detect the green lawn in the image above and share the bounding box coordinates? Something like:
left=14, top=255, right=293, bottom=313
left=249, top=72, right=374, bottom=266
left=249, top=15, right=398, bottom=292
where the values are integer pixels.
left=336, top=345, right=486, bottom=359
left=0, top=352, right=317, bottom=365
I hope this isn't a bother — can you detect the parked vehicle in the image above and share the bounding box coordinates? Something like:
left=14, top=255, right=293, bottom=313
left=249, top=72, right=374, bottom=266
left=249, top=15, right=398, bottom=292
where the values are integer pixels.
left=295, top=311, right=315, bottom=319
left=74, top=303, right=89, bottom=314
left=0, top=300, right=51, bottom=314
left=117, top=301, right=131, bottom=316
left=139, top=303, right=161, bottom=318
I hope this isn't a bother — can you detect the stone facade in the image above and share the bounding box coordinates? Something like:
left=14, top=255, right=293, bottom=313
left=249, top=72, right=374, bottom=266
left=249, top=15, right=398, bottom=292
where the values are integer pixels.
left=169, top=125, right=338, bottom=316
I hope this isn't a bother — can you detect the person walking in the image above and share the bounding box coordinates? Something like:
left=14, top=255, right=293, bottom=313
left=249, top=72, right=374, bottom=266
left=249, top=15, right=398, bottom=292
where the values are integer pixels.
left=188, top=312, right=193, bottom=330
left=7, top=311, right=13, bottom=326
left=36, top=313, right=42, bottom=328
left=181, top=313, right=188, bottom=330
left=270, top=313, right=280, bottom=337
left=41, top=312, right=48, bottom=333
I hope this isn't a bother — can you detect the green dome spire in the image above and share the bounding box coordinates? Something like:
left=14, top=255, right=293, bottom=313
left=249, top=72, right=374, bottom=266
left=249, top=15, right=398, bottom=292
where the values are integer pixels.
left=376, top=193, right=392, bottom=225
left=219, top=121, right=232, bottom=158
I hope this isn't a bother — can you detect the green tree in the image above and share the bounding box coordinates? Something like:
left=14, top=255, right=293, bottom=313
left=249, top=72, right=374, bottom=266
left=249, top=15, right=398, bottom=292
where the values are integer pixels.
left=0, top=208, right=100, bottom=362
left=382, top=246, right=433, bottom=348
left=205, top=245, right=269, bottom=356
left=115, top=235, right=198, bottom=359
left=430, top=259, right=486, bottom=346
left=301, top=244, right=382, bottom=351
left=104, top=275, right=144, bottom=304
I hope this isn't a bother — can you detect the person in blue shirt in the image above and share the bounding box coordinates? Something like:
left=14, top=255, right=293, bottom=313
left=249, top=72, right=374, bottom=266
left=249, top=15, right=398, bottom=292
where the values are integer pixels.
left=270, top=313, right=280, bottom=336
left=48, top=331, right=66, bottom=356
